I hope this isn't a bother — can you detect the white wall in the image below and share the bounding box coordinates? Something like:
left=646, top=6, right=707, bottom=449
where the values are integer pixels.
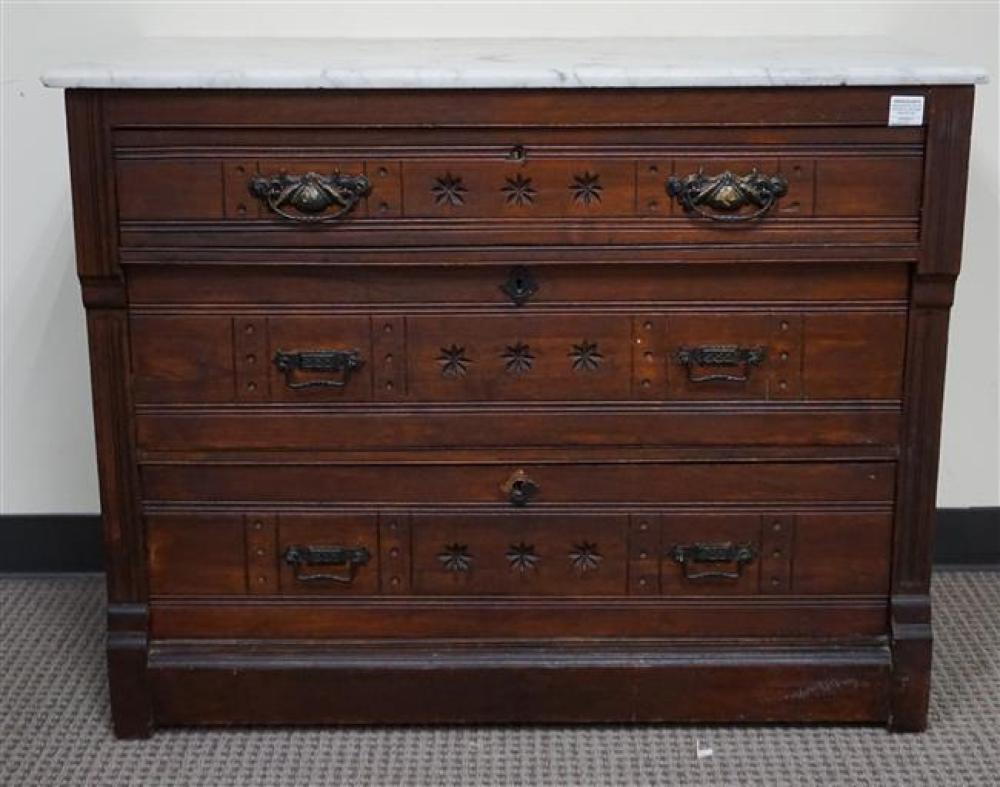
left=2, top=1, right=998, bottom=513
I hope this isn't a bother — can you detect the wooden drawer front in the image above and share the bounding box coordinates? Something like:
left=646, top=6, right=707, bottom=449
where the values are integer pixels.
left=141, top=461, right=895, bottom=505
left=658, top=512, right=891, bottom=596
left=131, top=314, right=375, bottom=403
left=407, top=313, right=631, bottom=400
left=148, top=511, right=381, bottom=596
left=127, top=263, right=912, bottom=308
left=405, top=511, right=888, bottom=597
left=148, top=512, right=249, bottom=595
left=664, top=310, right=906, bottom=401
left=411, top=513, right=628, bottom=595
left=147, top=509, right=889, bottom=601
left=116, top=152, right=923, bottom=234
left=130, top=310, right=905, bottom=403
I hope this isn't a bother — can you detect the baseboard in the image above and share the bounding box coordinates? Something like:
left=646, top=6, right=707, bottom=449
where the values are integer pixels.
left=933, top=508, right=1000, bottom=566
left=0, top=509, right=997, bottom=573
left=0, top=515, right=104, bottom=572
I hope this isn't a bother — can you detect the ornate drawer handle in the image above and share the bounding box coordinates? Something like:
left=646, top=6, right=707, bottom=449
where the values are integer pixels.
left=677, top=345, right=766, bottom=383
left=500, top=266, right=538, bottom=306
left=669, top=542, right=757, bottom=581
left=501, top=468, right=539, bottom=507
left=283, top=545, right=371, bottom=584
left=666, top=169, right=787, bottom=222
left=249, top=171, right=371, bottom=223
left=274, top=349, right=364, bottom=389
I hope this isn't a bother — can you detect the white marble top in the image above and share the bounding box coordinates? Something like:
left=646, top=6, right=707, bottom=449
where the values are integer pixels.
left=41, top=36, right=988, bottom=89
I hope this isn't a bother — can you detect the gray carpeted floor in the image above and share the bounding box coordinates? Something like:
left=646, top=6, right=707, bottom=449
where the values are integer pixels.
left=1, top=573, right=998, bottom=786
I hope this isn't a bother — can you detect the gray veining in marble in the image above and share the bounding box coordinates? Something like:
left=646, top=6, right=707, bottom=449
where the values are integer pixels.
left=42, top=36, right=988, bottom=89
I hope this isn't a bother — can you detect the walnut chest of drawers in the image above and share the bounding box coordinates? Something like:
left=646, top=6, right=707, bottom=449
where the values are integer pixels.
left=54, top=53, right=979, bottom=736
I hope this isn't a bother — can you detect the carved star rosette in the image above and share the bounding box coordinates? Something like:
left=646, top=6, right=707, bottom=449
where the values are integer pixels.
left=502, top=173, right=537, bottom=206
left=506, top=542, right=540, bottom=574
left=437, top=543, right=473, bottom=573
left=437, top=344, right=471, bottom=378
left=570, top=171, right=603, bottom=205
left=431, top=172, right=468, bottom=206
left=501, top=341, right=534, bottom=375
left=569, top=340, right=603, bottom=372
left=569, top=542, right=602, bottom=574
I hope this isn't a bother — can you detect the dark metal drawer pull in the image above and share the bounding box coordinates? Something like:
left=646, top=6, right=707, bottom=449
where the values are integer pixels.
left=274, top=349, right=364, bottom=389
left=666, top=169, right=787, bottom=222
left=677, top=345, right=766, bottom=383
left=283, top=545, right=371, bottom=584
left=500, top=266, right=538, bottom=306
left=669, top=542, right=757, bottom=581
left=249, top=171, right=371, bottom=223
left=501, top=468, right=539, bottom=507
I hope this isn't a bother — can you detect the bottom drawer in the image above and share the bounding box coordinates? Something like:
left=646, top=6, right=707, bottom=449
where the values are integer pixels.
left=147, top=506, right=892, bottom=603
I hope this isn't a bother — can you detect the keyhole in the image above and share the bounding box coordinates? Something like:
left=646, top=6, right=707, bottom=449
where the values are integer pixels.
left=508, top=144, right=526, bottom=161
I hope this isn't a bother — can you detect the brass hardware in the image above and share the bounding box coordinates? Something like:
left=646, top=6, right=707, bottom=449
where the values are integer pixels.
left=249, top=171, right=371, bottom=223
left=274, top=349, right=364, bottom=389
left=283, top=544, right=371, bottom=584
left=666, top=169, right=787, bottom=222
left=677, top=345, right=766, bottom=383
left=500, top=266, right=538, bottom=306
left=501, top=468, right=539, bottom=507
left=669, top=542, right=757, bottom=581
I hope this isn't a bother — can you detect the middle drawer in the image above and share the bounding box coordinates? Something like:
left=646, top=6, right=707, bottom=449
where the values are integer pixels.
left=130, top=308, right=905, bottom=405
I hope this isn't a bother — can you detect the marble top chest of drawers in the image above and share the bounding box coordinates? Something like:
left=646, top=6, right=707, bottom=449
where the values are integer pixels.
left=45, top=38, right=984, bottom=736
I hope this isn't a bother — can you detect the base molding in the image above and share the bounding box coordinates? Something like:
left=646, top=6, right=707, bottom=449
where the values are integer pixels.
left=889, top=594, right=933, bottom=732
left=108, top=604, right=153, bottom=739
left=144, top=640, right=892, bottom=729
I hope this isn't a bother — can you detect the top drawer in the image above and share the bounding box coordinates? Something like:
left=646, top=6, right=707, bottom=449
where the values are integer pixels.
left=115, top=150, right=923, bottom=249
left=107, top=89, right=926, bottom=250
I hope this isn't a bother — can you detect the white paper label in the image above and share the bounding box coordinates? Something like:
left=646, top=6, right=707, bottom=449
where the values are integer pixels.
left=889, top=95, right=925, bottom=126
